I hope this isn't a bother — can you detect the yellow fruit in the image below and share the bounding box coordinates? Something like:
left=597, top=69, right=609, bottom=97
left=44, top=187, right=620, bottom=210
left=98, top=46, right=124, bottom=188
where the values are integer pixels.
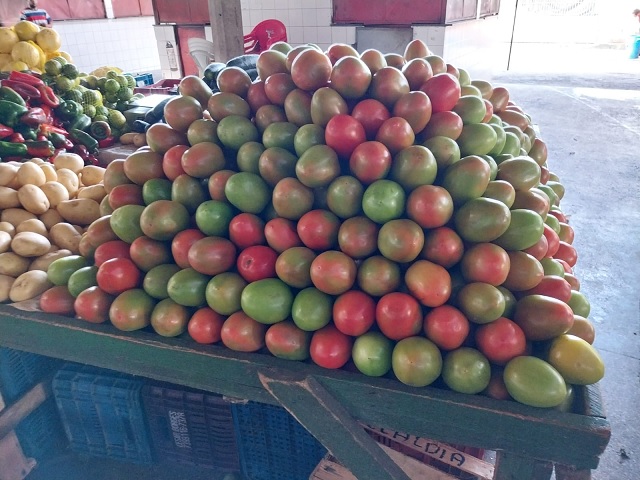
left=35, top=28, right=61, bottom=53
left=1, top=60, right=29, bottom=72
left=46, top=50, right=61, bottom=60
left=0, top=53, right=12, bottom=67
left=28, top=41, right=46, bottom=70
left=59, top=51, right=73, bottom=63
left=11, top=41, right=40, bottom=68
left=13, top=21, right=40, bottom=42
left=0, top=27, right=19, bottom=54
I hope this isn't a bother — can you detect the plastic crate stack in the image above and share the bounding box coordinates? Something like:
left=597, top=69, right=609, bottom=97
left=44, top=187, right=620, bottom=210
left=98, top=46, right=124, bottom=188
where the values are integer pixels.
left=52, top=363, right=153, bottom=464
left=0, top=347, right=65, bottom=460
left=141, top=383, right=240, bottom=472
left=231, top=401, right=328, bottom=480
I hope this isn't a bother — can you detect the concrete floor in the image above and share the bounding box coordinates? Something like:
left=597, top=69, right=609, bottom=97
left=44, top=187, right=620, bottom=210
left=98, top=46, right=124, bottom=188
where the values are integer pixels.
left=20, top=46, right=640, bottom=480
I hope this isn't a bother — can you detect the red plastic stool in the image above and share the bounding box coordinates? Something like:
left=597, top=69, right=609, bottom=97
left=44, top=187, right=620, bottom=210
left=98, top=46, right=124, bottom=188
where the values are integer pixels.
left=243, top=19, right=288, bottom=54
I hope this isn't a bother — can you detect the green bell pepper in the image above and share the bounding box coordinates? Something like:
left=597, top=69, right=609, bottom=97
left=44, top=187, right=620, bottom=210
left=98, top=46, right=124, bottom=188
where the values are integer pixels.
left=0, top=140, right=28, bottom=158
left=67, top=114, right=92, bottom=132
left=0, top=86, right=26, bottom=107
left=70, top=128, right=99, bottom=154
left=56, top=100, right=84, bottom=121
left=0, top=100, right=28, bottom=128
left=13, top=124, right=37, bottom=141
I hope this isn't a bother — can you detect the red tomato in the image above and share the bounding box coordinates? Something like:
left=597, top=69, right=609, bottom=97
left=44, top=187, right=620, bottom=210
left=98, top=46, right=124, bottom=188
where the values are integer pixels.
left=375, top=117, right=415, bottom=154
left=475, top=317, right=527, bottom=365
left=297, top=209, right=341, bottom=251
left=556, top=258, right=573, bottom=274
left=554, top=241, right=578, bottom=267
left=558, top=222, right=575, bottom=244
left=74, top=286, right=114, bottom=323
left=333, top=290, right=376, bottom=337
left=97, top=258, right=141, bottom=295
left=39, top=286, right=75, bottom=316
left=337, top=216, right=379, bottom=259
left=325, top=114, right=367, bottom=159
left=523, top=234, right=548, bottom=261
left=93, top=240, right=131, bottom=267
left=460, top=243, right=510, bottom=286
left=129, top=236, right=172, bottom=272
left=349, top=141, right=392, bottom=184
left=188, top=307, right=225, bottom=344
left=310, top=250, right=357, bottom=295
left=564, top=272, right=581, bottom=291
left=108, top=184, right=144, bottom=210
left=351, top=98, right=391, bottom=140
left=208, top=169, right=235, bottom=202
left=162, top=144, right=189, bottom=180
left=265, top=218, right=303, bottom=253
left=188, top=236, right=237, bottom=276
left=405, top=260, right=451, bottom=307
left=421, top=226, right=464, bottom=268
left=171, top=229, right=206, bottom=269
left=236, top=245, right=278, bottom=282
left=228, top=213, right=266, bottom=249
left=423, top=305, right=470, bottom=351
left=542, top=224, right=560, bottom=258
left=221, top=311, right=266, bottom=352
left=420, top=73, right=461, bottom=113
left=522, top=275, right=573, bottom=303
left=376, top=292, right=423, bottom=340
left=265, top=321, right=311, bottom=361
left=309, top=325, right=353, bottom=369
left=406, top=185, right=454, bottom=229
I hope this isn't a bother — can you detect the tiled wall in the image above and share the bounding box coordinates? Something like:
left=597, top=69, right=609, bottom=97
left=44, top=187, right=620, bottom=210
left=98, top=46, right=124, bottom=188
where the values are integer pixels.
left=54, top=17, right=161, bottom=79
left=153, top=25, right=182, bottom=80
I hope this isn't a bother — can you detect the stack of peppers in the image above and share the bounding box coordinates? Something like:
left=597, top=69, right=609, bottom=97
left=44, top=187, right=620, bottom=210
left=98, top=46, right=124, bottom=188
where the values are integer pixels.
left=0, top=71, right=103, bottom=165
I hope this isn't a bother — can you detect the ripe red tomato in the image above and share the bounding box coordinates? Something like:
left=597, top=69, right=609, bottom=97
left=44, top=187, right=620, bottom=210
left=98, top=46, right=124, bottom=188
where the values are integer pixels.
left=162, top=144, right=189, bottom=180
left=109, top=184, right=144, bottom=210
left=375, top=117, right=415, bottom=154
left=40, top=286, right=75, bottom=316
left=420, top=73, right=461, bottom=113
left=208, top=169, right=235, bottom=202
left=297, top=209, right=341, bottom=251
left=188, top=236, right=237, bottom=276
left=221, top=311, right=266, bottom=352
left=310, top=250, right=357, bottom=295
left=337, top=216, right=378, bottom=259
left=129, top=236, right=172, bottom=272
left=376, top=292, right=423, bottom=340
left=421, top=226, right=464, bottom=268
left=523, top=234, right=549, bottom=260
left=349, top=141, right=392, bottom=184
left=325, top=114, right=367, bottom=159
left=236, top=245, right=278, bottom=282
left=74, top=286, right=114, bottom=323
left=333, top=290, right=376, bottom=337
left=542, top=224, right=560, bottom=258
left=554, top=241, right=578, bottom=267
left=309, top=325, right=353, bottom=369
left=423, top=305, right=470, bottom=351
left=351, top=98, right=391, bottom=140
left=188, top=307, right=225, bottom=344
left=265, top=321, right=312, bottom=361
left=290, top=48, right=332, bottom=91
left=460, top=243, right=510, bottom=286
left=265, top=218, right=303, bottom=253
left=406, top=185, right=454, bottom=229
left=93, top=240, right=131, bottom=267
left=522, top=275, right=573, bottom=303
left=405, top=260, right=451, bottom=307
left=228, top=213, right=266, bottom=249
left=475, top=317, right=527, bottom=365
left=97, top=258, right=141, bottom=295
left=171, top=229, right=205, bottom=269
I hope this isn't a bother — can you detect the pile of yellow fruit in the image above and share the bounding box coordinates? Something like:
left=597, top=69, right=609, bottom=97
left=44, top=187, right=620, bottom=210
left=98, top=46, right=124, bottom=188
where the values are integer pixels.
left=0, top=21, right=72, bottom=73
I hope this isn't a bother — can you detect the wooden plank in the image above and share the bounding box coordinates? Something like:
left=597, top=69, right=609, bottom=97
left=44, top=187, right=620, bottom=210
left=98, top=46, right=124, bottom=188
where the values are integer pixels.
left=259, top=371, right=411, bottom=480
left=362, top=424, right=494, bottom=479
left=0, top=377, right=52, bottom=442
left=555, top=464, right=592, bottom=480
left=0, top=432, right=36, bottom=480
left=208, top=0, right=244, bottom=63
left=0, top=306, right=610, bottom=470
left=494, top=451, right=553, bottom=480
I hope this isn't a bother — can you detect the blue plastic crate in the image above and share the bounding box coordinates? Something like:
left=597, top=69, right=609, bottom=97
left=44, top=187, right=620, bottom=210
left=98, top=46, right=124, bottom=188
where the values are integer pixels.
left=52, top=364, right=153, bottom=464
left=134, top=73, right=154, bottom=86
left=0, top=348, right=65, bottom=460
left=142, top=383, right=240, bottom=471
left=231, top=401, right=327, bottom=480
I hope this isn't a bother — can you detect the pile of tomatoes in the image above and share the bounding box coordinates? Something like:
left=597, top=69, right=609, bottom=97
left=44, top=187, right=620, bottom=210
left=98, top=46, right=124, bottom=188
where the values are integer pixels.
left=38, top=39, right=604, bottom=409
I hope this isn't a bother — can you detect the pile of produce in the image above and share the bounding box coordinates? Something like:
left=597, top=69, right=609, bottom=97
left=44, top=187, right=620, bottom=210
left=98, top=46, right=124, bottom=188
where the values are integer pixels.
left=29, top=39, right=603, bottom=409
left=0, top=21, right=69, bottom=73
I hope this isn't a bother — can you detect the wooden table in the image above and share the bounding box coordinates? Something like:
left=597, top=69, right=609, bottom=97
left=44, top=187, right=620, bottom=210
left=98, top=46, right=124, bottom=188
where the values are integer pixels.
left=0, top=305, right=610, bottom=480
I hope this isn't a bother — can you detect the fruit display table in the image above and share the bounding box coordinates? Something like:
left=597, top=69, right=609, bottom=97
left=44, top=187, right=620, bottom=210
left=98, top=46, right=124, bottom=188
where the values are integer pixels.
left=0, top=305, right=610, bottom=480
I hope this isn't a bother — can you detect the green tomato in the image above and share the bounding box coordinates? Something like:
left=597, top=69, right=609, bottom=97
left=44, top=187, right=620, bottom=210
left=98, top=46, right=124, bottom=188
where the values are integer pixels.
left=392, top=337, right=442, bottom=387
left=241, top=278, right=293, bottom=325
left=442, top=347, right=491, bottom=394
left=352, top=332, right=393, bottom=377
left=503, top=356, right=567, bottom=408
left=291, top=287, right=333, bottom=331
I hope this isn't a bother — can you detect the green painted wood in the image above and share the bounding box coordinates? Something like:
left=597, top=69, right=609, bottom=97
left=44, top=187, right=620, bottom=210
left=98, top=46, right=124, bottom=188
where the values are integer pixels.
left=555, top=464, right=592, bottom=480
left=494, top=452, right=553, bottom=480
left=0, top=306, right=610, bottom=471
left=259, top=371, right=411, bottom=480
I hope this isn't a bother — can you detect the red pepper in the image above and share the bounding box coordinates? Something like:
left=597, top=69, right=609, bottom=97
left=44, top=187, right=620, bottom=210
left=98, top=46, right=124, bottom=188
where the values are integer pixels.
left=49, top=148, right=64, bottom=163
left=73, top=144, right=90, bottom=161
left=39, top=104, right=53, bottom=124
left=8, top=70, right=44, bottom=87
left=86, top=154, right=100, bottom=166
left=0, top=80, right=41, bottom=101
left=20, top=107, right=48, bottom=127
left=0, top=124, right=13, bottom=139
left=98, top=136, right=116, bottom=149
left=39, top=123, right=69, bottom=136
left=37, top=84, right=60, bottom=108
left=36, top=134, right=48, bottom=142
left=25, top=140, right=55, bottom=157
left=8, top=133, right=25, bottom=143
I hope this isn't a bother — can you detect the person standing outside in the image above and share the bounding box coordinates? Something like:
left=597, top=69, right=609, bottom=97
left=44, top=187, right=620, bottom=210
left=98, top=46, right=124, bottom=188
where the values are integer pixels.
left=20, top=0, right=52, bottom=27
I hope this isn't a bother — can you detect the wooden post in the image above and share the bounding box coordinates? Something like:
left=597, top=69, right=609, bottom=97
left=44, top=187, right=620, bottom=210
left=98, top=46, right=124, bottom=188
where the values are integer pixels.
left=0, top=378, right=52, bottom=442
left=208, top=0, right=244, bottom=62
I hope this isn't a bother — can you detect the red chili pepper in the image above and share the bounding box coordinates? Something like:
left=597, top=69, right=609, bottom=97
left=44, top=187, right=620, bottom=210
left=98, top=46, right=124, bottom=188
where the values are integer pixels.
left=20, top=107, right=48, bottom=127
left=25, top=140, right=55, bottom=158
left=36, top=134, right=48, bottom=142
left=8, top=133, right=25, bottom=143
left=0, top=124, right=13, bottom=139
left=36, top=84, right=60, bottom=108
left=39, top=104, right=53, bottom=124
left=8, top=70, right=44, bottom=87
left=98, top=136, right=116, bottom=149
left=86, top=154, right=100, bottom=166
left=49, top=148, right=64, bottom=163
left=0, top=80, right=41, bottom=101
left=39, top=123, right=69, bottom=136
left=73, top=144, right=90, bottom=160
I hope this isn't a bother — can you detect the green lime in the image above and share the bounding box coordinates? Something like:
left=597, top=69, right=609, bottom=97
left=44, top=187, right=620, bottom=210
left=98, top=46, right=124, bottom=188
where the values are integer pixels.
left=55, top=75, right=74, bottom=92
left=44, top=59, right=61, bottom=75
left=61, top=63, right=79, bottom=79
left=104, top=78, right=120, bottom=93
